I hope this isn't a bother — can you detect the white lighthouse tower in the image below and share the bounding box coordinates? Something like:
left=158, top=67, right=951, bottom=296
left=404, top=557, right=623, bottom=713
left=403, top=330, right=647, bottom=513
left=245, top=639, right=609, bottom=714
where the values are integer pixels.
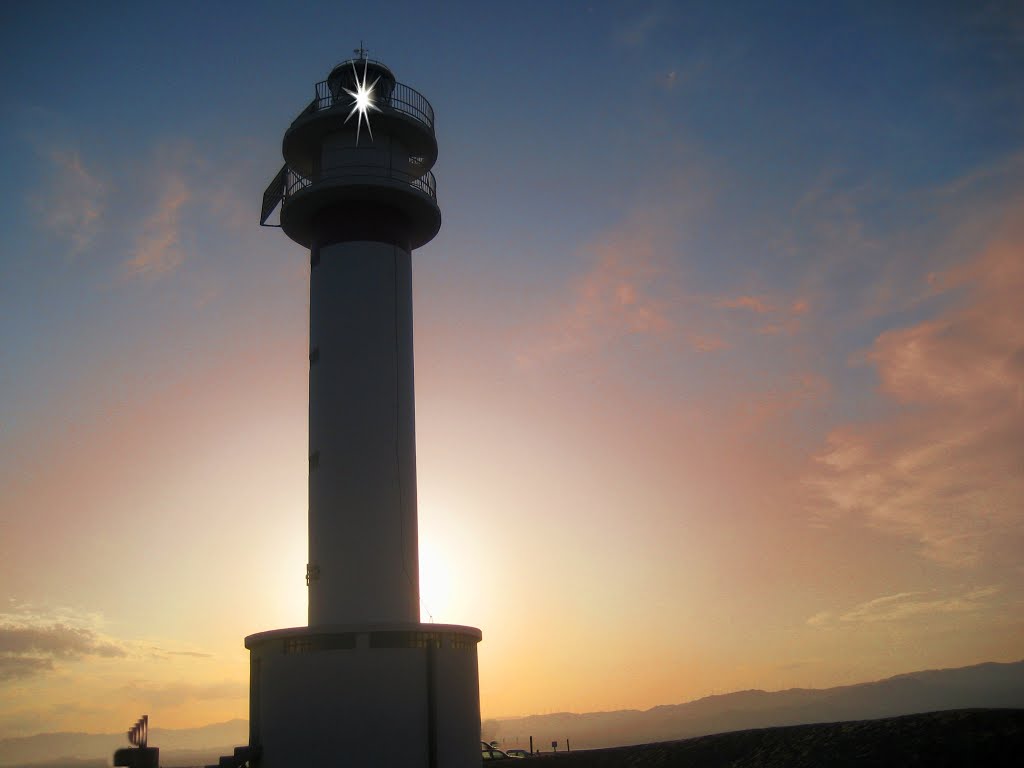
left=250, top=51, right=482, bottom=767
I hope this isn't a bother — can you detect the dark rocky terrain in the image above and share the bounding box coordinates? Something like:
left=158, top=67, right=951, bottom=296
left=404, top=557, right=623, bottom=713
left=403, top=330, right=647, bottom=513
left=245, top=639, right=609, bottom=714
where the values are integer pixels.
left=487, top=659, right=1024, bottom=749
left=524, top=709, right=1024, bottom=767
left=3, top=709, right=1021, bottom=767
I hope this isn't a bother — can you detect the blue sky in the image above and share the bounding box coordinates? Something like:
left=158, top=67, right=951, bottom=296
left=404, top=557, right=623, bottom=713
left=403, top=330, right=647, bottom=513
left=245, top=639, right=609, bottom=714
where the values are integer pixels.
left=1, top=0, right=1022, bottom=737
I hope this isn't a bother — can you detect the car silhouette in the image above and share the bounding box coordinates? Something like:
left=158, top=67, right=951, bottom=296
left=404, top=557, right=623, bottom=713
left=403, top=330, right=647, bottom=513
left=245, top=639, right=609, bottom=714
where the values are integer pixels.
left=481, top=742, right=523, bottom=760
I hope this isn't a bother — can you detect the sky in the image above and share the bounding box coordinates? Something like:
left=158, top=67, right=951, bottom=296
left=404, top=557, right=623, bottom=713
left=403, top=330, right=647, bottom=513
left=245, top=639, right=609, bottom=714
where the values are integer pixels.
left=1, top=0, right=1023, bottom=741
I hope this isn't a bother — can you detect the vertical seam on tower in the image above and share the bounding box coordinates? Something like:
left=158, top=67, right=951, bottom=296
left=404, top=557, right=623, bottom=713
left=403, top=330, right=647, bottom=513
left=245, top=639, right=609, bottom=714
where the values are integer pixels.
left=394, top=243, right=415, bottom=603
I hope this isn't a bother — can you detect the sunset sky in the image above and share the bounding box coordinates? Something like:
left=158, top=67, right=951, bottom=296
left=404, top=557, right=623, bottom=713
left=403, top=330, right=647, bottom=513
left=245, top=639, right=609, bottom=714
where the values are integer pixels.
left=1, top=0, right=1023, bottom=740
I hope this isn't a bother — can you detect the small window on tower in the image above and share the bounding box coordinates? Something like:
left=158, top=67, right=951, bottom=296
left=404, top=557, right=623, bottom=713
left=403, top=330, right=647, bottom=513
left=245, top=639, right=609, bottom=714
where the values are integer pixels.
left=283, top=637, right=313, bottom=654
left=311, top=246, right=320, bottom=267
left=309, top=451, right=320, bottom=471
left=369, top=631, right=441, bottom=649
left=310, top=346, right=320, bottom=365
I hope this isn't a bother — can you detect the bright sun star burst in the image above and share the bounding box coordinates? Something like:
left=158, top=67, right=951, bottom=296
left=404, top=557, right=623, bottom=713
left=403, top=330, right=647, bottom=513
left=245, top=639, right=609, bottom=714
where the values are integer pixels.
left=343, top=59, right=381, bottom=144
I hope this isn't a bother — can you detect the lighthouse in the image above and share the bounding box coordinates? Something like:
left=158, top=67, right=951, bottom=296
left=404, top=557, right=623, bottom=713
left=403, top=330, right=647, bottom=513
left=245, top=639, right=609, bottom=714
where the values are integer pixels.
left=250, top=50, right=482, bottom=767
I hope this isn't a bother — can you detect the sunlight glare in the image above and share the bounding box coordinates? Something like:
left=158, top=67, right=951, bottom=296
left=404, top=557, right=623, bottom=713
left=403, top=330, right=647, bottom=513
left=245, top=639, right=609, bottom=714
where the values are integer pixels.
left=418, top=532, right=456, bottom=622
left=343, top=59, right=381, bottom=143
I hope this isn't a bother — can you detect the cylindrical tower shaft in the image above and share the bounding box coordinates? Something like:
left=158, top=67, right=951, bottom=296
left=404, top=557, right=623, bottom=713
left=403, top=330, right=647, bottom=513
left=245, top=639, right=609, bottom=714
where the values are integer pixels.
left=307, top=236, right=419, bottom=625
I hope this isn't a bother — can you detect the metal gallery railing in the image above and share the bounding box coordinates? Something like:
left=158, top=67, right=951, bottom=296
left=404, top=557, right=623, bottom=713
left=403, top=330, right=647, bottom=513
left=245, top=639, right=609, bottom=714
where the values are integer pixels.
left=283, top=165, right=437, bottom=202
left=312, top=77, right=434, bottom=131
left=260, top=163, right=437, bottom=227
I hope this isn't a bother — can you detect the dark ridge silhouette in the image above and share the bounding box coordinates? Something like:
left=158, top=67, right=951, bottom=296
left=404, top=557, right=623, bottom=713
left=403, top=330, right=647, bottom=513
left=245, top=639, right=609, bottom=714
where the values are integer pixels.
left=525, top=709, right=1024, bottom=767
left=488, top=659, right=1024, bottom=749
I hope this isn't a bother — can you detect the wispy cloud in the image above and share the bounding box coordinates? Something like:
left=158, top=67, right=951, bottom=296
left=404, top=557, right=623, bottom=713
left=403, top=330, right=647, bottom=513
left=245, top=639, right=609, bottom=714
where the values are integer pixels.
left=567, top=248, right=671, bottom=338
left=0, top=624, right=122, bottom=659
left=617, top=9, right=663, bottom=48
left=35, top=149, right=106, bottom=254
left=124, top=174, right=189, bottom=277
left=735, top=372, right=830, bottom=429
left=517, top=215, right=677, bottom=364
left=808, top=586, right=1000, bottom=627
left=715, top=294, right=811, bottom=336
left=686, top=332, right=728, bottom=352
left=149, top=647, right=214, bottom=660
left=515, top=194, right=822, bottom=407
left=716, top=295, right=774, bottom=313
left=809, top=205, right=1024, bottom=566
left=0, top=607, right=125, bottom=681
left=0, top=655, right=54, bottom=682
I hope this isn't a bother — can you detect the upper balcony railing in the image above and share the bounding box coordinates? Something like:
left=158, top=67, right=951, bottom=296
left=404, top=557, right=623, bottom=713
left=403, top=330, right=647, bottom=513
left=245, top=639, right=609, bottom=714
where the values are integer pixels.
left=261, top=163, right=437, bottom=227
left=309, top=76, right=434, bottom=132
left=283, top=165, right=437, bottom=203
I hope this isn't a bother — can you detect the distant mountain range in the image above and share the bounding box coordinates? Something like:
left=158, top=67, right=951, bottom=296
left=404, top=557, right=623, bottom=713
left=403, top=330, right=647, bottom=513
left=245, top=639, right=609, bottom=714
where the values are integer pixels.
left=0, top=720, right=246, bottom=768
left=2, top=660, right=1022, bottom=766
left=485, top=660, right=1024, bottom=751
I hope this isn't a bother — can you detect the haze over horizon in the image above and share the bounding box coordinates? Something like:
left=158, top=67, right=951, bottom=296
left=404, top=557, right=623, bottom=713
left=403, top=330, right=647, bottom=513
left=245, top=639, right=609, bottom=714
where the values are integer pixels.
left=1, top=0, right=1022, bottom=740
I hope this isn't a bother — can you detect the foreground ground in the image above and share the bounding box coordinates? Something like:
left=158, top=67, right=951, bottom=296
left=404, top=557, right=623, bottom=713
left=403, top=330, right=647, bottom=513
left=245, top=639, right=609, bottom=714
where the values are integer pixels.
left=9, top=708, right=1020, bottom=767
left=523, top=709, right=1024, bottom=767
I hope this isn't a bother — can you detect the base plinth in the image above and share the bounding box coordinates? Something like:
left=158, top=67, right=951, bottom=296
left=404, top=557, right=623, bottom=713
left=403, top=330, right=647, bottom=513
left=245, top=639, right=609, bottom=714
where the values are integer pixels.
left=245, top=623, right=481, bottom=768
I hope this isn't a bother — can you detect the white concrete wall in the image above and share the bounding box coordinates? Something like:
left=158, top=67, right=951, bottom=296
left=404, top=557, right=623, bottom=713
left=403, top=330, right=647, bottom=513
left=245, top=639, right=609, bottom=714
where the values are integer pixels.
left=248, top=626, right=481, bottom=768
left=307, top=240, right=419, bottom=625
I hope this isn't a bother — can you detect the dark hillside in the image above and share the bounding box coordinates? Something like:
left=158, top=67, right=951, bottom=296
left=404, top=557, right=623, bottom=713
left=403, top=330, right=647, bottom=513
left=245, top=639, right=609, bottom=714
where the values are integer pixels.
left=491, top=660, right=1024, bottom=748
left=527, top=709, right=1024, bottom=768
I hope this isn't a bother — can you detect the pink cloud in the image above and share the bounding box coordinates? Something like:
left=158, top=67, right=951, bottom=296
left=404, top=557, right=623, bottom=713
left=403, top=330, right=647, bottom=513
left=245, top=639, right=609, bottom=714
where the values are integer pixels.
left=733, top=372, right=831, bottom=430
left=810, top=210, right=1024, bottom=566
left=716, top=294, right=812, bottom=336
left=35, top=149, right=106, bottom=254
left=617, top=9, right=663, bottom=48
left=573, top=249, right=671, bottom=337
left=517, top=216, right=679, bottom=364
left=716, top=295, right=774, bottom=313
left=124, top=175, right=189, bottom=277
left=687, top=333, right=729, bottom=352
left=870, top=238, right=1024, bottom=405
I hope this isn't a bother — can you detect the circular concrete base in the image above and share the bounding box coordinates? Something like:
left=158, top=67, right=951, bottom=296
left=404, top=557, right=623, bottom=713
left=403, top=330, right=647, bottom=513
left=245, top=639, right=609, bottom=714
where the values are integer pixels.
left=245, top=623, right=481, bottom=768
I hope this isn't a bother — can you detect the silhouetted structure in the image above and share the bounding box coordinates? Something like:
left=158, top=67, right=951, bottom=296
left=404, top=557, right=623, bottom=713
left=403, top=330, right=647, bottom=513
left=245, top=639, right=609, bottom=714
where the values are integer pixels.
left=250, top=50, right=481, bottom=768
left=112, top=715, right=158, bottom=768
